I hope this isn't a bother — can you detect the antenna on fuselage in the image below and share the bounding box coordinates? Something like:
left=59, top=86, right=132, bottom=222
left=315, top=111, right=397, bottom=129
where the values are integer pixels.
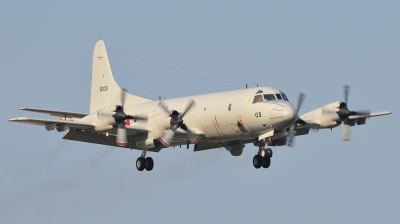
left=246, top=84, right=248, bottom=89
left=159, top=95, right=161, bottom=100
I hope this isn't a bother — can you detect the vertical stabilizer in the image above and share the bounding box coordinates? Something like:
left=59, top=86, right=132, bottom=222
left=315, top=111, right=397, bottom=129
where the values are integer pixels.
left=90, top=40, right=151, bottom=113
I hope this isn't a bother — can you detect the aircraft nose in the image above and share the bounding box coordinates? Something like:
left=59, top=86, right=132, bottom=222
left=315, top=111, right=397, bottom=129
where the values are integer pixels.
left=270, top=102, right=297, bottom=127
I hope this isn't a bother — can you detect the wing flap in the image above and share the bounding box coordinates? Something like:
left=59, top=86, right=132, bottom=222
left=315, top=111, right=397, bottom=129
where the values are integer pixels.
left=20, top=108, right=88, bottom=118
left=62, top=130, right=161, bottom=152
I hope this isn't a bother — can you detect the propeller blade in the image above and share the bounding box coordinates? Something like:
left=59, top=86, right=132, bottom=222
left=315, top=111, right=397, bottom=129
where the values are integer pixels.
left=287, top=129, right=296, bottom=147
left=116, top=128, right=127, bottom=146
left=286, top=93, right=305, bottom=147
left=121, top=88, right=127, bottom=108
left=159, top=129, right=175, bottom=147
left=342, top=124, right=350, bottom=141
left=180, top=99, right=196, bottom=118
left=296, top=93, right=305, bottom=113
left=159, top=101, right=171, bottom=115
left=352, top=110, right=370, bottom=116
left=126, top=115, right=148, bottom=122
left=344, top=85, right=349, bottom=105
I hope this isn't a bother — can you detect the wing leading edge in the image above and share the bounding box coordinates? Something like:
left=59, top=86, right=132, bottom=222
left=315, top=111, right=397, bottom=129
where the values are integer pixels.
left=9, top=117, right=94, bottom=130
left=20, top=108, right=88, bottom=118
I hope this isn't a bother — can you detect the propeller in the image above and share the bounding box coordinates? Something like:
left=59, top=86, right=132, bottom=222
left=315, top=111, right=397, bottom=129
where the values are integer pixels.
left=287, top=93, right=305, bottom=147
left=325, top=85, right=370, bottom=141
left=158, top=99, right=199, bottom=147
left=114, top=89, right=147, bottom=146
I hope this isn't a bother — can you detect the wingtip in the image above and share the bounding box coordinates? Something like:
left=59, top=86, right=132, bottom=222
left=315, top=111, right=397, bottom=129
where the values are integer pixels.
left=8, top=117, right=26, bottom=121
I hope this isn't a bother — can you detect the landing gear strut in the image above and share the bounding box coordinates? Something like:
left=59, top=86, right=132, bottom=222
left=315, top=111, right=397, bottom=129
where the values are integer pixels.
left=136, top=149, right=154, bottom=171
left=253, top=145, right=273, bottom=169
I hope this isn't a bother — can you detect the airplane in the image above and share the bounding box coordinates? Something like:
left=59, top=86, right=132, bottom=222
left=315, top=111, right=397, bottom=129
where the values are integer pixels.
left=9, top=40, right=392, bottom=171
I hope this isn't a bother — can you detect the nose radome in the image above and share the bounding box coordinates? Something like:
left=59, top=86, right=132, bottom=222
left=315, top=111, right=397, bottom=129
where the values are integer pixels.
left=271, top=102, right=297, bottom=123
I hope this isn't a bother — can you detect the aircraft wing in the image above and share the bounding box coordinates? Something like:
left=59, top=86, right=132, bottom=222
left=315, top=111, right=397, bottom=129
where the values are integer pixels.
left=349, top=111, right=392, bottom=120
left=8, top=117, right=94, bottom=130
left=20, top=108, right=88, bottom=118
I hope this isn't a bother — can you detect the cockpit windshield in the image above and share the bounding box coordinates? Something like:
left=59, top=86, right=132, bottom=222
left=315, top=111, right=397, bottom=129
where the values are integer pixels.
left=253, top=92, right=289, bottom=104
left=263, top=94, right=276, bottom=101
left=281, top=94, right=289, bottom=101
left=252, top=95, right=264, bottom=104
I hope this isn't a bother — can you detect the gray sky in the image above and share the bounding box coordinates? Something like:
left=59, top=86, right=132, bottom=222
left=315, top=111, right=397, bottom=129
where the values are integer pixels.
left=1, top=1, right=399, bottom=223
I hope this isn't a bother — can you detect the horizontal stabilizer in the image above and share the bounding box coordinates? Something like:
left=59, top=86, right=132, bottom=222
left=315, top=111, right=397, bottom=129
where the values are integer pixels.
left=20, top=108, right=88, bottom=118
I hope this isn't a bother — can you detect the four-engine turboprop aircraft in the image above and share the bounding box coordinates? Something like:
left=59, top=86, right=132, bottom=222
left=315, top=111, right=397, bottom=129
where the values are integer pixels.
left=9, top=40, right=392, bottom=171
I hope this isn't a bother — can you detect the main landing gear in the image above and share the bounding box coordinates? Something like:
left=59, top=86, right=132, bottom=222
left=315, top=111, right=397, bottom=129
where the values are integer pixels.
left=253, top=146, right=273, bottom=169
left=136, top=149, right=154, bottom=171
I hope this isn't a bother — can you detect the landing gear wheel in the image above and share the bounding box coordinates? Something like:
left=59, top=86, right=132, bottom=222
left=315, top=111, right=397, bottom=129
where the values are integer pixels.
left=136, top=157, right=145, bottom=171
left=144, top=157, right=154, bottom=171
left=253, top=155, right=262, bottom=169
left=266, top=148, right=273, bottom=158
left=261, top=158, right=271, bottom=168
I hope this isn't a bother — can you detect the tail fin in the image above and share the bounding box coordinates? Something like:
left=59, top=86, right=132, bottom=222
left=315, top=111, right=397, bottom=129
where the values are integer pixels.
left=90, top=40, right=151, bottom=113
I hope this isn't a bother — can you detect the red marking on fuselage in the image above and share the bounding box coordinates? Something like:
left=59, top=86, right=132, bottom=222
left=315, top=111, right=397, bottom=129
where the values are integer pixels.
left=125, top=119, right=130, bottom=126
left=214, top=115, right=229, bottom=138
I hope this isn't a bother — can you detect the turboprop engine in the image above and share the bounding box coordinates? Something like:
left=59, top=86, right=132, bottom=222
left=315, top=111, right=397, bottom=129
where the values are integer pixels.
left=299, top=86, right=371, bottom=141
left=93, top=105, right=121, bottom=131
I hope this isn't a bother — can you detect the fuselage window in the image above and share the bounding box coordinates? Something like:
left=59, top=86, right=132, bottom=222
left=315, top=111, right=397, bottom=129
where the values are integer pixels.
left=263, top=94, right=276, bottom=101
left=252, top=95, right=264, bottom=104
left=281, top=94, right=289, bottom=101
left=275, top=94, right=282, bottom=100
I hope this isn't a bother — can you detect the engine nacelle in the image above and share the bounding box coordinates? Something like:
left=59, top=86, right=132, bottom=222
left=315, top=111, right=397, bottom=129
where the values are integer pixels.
left=300, top=102, right=343, bottom=129
left=87, top=105, right=120, bottom=131
left=155, top=113, right=172, bottom=133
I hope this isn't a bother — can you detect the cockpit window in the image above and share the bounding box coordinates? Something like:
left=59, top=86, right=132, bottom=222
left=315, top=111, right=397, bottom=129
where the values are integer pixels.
left=275, top=94, right=282, bottom=100
left=281, top=94, right=289, bottom=101
left=263, top=94, right=276, bottom=101
left=256, top=90, right=263, bottom=94
left=252, top=95, right=264, bottom=104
